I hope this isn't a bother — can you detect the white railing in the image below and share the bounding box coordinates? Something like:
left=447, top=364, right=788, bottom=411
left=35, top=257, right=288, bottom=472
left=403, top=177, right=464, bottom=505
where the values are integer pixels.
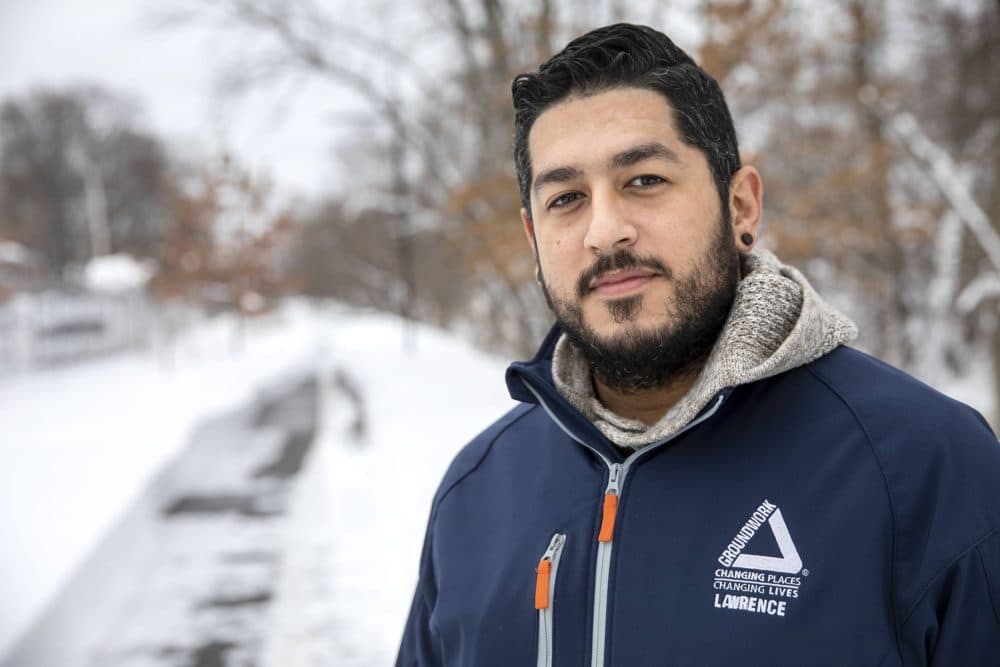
left=0, top=289, right=153, bottom=371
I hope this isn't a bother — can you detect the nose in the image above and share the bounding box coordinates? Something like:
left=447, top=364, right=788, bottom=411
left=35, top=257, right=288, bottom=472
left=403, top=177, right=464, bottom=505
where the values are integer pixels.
left=583, top=189, right=637, bottom=254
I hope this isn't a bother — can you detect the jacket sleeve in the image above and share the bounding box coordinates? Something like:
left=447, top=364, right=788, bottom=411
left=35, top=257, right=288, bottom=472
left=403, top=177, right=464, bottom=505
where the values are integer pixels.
left=395, top=508, right=442, bottom=666
left=896, top=529, right=1000, bottom=665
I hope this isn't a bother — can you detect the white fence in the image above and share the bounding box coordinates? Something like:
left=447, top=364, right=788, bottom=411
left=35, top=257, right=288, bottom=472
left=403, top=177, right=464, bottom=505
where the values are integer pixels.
left=0, top=289, right=154, bottom=371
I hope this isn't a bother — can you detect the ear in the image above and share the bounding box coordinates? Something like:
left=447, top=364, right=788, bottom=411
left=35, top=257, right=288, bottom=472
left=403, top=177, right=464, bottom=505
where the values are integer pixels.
left=728, top=165, right=763, bottom=251
left=521, top=207, right=538, bottom=258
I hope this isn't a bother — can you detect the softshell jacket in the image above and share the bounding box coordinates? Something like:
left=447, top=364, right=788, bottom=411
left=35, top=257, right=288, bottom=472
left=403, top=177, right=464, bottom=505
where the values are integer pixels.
left=396, top=326, right=1000, bottom=666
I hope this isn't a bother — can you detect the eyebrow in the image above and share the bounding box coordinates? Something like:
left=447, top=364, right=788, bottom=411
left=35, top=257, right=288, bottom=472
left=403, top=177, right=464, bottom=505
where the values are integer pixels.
left=610, top=142, right=681, bottom=169
left=532, top=142, right=681, bottom=196
left=532, top=166, right=583, bottom=196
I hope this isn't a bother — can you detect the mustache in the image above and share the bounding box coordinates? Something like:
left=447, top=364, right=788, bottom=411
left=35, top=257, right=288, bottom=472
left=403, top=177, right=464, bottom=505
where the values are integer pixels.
left=576, top=250, right=672, bottom=298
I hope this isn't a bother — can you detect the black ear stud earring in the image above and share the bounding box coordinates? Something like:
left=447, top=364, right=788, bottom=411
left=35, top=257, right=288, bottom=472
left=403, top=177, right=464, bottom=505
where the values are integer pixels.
left=741, top=232, right=754, bottom=246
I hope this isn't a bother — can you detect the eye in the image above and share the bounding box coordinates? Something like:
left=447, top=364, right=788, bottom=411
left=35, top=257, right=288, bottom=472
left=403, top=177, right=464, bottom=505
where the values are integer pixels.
left=547, top=191, right=584, bottom=210
left=627, top=174, right=666, bottom=188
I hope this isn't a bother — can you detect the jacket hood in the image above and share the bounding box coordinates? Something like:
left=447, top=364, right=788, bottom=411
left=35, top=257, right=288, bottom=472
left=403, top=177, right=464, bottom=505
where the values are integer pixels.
left=511, top=248, right=858, bottom=449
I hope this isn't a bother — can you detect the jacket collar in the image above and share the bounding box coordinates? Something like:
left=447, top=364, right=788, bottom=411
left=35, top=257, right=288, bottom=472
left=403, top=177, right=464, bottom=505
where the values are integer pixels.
left=506, top=323, right=629, bottom=461
left=505, top=322, right=735, bottom=462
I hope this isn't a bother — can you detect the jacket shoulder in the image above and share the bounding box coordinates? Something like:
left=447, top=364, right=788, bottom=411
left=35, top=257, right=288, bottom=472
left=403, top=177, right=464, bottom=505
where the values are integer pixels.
left=430, top=403, right=537, bottom=510
left=806, top=346, right=1000, bottom=615
left=806, top=345, right=995, bottom=443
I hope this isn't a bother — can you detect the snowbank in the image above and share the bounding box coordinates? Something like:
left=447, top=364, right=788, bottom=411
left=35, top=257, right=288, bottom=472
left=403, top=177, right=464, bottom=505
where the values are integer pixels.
left=261, top=311, right=515, bottom=664
left=81, top=253, right=154, bottom=293
left=0, top=301, right=515, bottom=663
left=0, top=302, right=325, bottom=656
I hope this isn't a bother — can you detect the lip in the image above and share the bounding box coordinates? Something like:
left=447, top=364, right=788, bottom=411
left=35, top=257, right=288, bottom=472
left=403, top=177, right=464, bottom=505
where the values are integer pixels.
left=589, top=268, right=659, bottom=296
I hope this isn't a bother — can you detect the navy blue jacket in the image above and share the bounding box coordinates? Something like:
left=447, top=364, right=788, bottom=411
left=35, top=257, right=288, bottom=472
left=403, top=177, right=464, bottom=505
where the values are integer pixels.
left=397, top=326, right=1000, bottom=666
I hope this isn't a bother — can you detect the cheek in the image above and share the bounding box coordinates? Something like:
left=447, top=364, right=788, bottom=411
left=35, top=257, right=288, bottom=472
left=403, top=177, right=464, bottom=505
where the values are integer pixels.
left=538, top=238, right=582, bottom=292
left=638, top=206, right=713, bottom=260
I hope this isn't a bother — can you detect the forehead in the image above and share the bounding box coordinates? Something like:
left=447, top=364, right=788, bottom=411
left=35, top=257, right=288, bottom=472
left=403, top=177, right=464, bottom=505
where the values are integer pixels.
left=528, top=87, right=691, bottom=176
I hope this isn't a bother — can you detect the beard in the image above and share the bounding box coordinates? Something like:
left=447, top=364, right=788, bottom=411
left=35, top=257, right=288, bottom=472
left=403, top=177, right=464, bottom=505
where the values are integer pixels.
left=539, top=212, right=739, bottom=395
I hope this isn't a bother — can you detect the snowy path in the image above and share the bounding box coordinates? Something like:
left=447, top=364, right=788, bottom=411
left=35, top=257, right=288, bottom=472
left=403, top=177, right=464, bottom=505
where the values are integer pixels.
left=2, top=374, right=321, bottom=667
left=0, top=304, right=518, bottom=666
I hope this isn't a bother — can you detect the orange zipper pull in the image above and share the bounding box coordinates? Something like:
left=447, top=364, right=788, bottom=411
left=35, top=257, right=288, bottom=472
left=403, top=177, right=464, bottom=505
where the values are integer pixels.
left=597, top=463, right=623, bottom=542
left=598, top=493, right=618, bottom=542
left=535, top=558, right=552, bottom=609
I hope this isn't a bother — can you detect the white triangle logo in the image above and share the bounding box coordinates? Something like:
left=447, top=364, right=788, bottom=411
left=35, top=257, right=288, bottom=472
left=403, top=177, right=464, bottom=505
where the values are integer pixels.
left=733, top=508, right=802, bottom=574
left=718, top=500, right=803, bottom=574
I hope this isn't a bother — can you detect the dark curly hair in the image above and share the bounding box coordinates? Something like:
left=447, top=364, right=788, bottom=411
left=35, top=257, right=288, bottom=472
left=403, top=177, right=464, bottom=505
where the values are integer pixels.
left=512, top=23, right=741, bottom=218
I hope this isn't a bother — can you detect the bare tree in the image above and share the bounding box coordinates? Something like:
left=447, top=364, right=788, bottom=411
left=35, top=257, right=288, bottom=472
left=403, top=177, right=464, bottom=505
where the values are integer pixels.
left=902, top=0, right=1000, bottom=421
left=0, top=86, right=172, bottom=275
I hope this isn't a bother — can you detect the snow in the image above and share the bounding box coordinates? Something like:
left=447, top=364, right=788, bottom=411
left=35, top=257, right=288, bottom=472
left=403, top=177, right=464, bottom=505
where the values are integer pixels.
left=0, top=241, right=38, bottom=266
left=274, top=313, right=515, bottom=664
left=0, top=304, right=318, bottom=656
left=81, top=254, right=154, bottom=293
left=0, top=301, right=515, bottom=663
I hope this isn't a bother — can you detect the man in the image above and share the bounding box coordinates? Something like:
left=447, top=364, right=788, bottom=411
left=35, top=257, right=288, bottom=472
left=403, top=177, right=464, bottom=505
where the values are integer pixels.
left=396, top=23, right=1000, bottom=667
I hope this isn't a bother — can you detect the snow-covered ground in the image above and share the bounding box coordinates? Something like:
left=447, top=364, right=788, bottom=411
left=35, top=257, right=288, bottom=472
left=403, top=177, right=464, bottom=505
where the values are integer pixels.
left=0, top=308, right=312, bottom=657
left=262, top=310, right=518, bottom=665
left=0, top=301, right=515, bottom=663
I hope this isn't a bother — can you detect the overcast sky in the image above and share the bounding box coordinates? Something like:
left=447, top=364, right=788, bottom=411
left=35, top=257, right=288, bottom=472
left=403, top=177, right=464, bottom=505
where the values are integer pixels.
left=0, top=0, right=349, bottom=199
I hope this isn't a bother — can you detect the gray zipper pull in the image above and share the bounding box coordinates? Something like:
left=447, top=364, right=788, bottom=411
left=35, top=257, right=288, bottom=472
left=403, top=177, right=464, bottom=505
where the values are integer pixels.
left=541, top=533, right=566, bottom=561
left=607, top=462, right=623, bottom=495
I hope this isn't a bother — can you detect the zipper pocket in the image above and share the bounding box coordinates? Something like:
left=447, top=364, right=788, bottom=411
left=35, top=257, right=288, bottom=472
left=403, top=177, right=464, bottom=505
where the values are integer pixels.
left=535, top=532, right=567, bottom=667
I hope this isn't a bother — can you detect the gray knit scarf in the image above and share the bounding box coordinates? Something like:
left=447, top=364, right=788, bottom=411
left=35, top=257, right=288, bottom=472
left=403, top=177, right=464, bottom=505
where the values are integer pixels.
left=551, top=249, right=858, bottom=449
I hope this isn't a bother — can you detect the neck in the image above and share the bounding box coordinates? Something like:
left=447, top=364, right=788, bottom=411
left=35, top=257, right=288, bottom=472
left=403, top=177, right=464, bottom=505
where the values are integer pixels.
left=592, top=362, right=705, bottom=426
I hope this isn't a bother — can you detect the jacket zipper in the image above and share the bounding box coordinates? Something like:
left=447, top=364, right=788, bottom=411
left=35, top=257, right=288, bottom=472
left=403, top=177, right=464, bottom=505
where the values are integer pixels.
left=523, top=382, right=726, bottom=667
left=591, top=463, right=621, bottom=667
left=535, top=532, right=567, bottom=667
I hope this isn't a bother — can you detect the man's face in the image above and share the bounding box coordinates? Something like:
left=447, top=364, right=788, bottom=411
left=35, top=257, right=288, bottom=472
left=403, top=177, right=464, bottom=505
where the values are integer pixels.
left=523, top=86, right=740, bottom=392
